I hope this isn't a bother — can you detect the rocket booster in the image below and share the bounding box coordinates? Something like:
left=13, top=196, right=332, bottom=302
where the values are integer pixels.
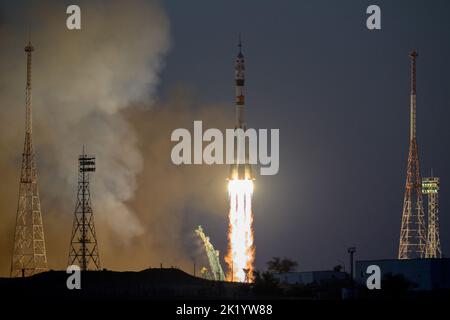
left=235, top=41, right=246, bottom=129
left=229, top=39, right=254, bottom=180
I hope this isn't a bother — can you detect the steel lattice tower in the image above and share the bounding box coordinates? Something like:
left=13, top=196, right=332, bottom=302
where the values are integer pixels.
left=398, top=51, right=427, bottom=259
left=68, top=149, right=101, bottom=271
left=10, top=42, right=48, bottom=277
left=423, top=177, right=442, bottom=258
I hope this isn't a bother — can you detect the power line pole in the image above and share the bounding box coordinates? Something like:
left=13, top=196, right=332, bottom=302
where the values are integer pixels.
left=347, top=247, right=356, bottom=286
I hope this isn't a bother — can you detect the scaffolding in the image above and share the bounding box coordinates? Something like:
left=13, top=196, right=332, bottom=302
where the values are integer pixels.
left=423, top=177, right=442, bottom=258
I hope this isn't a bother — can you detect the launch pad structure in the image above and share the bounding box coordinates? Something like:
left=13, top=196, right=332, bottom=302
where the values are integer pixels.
left=195, top=226, right=225, bottom=281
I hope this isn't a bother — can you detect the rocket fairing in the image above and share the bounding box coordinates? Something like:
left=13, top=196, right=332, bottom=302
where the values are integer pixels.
left=228, top=39, right=255, bottom=181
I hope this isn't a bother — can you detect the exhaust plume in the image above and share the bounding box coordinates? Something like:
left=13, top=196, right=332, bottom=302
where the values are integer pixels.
left=0, top=0, right=170, bottom=273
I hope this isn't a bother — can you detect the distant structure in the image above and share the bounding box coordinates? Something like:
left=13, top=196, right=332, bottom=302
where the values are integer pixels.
left=195, top=226, right=225, bottom=281
left=243, top=268, right=250, bottom=283
left=273, top=270, right=347, bottom=286
left=68, top=148, right=101, bottom=270
left=11, top=41, right=48, bottom=277
left=356, top=259, right=450, bottom=291
left=348, top=247, right=356, bottom=284
left=398, top=51, right=427, bottom=259
left=423, top=176, right=442, bottom=258
left=199, top=266, right=212, bottom=280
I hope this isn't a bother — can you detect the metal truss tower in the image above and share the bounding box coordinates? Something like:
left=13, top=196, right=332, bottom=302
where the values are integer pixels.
left=398, top=51, right=427, bottom=259
left=423, top=177, right=442, bottom=258
left=10, top=41, right=48, bottom=277
left=68, top=149, right=101, bottom=270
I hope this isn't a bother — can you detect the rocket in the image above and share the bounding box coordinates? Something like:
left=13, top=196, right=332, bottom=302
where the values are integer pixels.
left=234, top=39, right=246, bottom=130
left=228, top=38, right=255, bottom=180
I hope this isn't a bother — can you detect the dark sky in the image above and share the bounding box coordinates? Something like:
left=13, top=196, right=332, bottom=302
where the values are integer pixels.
left=160, top=0, right=450, bottom=271
left=0, top=0, right=449, bottom=274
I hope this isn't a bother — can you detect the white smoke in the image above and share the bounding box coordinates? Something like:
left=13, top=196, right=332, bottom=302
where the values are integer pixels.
left=0, top=0, right=170, bottom=244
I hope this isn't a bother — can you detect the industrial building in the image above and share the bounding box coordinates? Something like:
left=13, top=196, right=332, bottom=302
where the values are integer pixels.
left=273, top=271, right=347, bottom=286
left=355, top=258, right=450, bottom=291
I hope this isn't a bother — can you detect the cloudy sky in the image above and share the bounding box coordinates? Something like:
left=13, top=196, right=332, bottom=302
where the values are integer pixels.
left=0, top=0, right=449, bottom=276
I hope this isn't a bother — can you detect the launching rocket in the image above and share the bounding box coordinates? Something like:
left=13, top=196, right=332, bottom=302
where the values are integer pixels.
left=234, top=39, right=246, bottom=130
left=228, top=38, right=254, bottom=180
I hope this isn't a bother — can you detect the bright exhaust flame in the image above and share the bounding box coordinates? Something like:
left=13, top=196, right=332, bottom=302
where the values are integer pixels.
left=225, top=179, right=254, bottom=282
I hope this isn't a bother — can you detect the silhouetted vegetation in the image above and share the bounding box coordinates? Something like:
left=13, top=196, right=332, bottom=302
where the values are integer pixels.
left=252, top=270, right=282, bottom=297
left=333, top=265, right=344, bottom=272
left=266, top=257, right=298, bottom=273
left=358, top=272, right=418, bottom=300
left=382, top=273, right=417, bottom=296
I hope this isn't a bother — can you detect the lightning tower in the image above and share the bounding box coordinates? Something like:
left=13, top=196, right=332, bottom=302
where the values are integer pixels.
left=68, top=148, right=101, bottom=270
left=10, top=41, right=48, bottom=277
left=398, top=51, right=427, bottom=259
left=423, top=176, right=442, bottom=258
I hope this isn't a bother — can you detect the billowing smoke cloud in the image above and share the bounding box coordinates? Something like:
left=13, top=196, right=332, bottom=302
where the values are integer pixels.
left=0, top=0, right=168, bottom=272
left=123, top=92, right=231, bottom=272
left=0, top=0, right=231, bottom=275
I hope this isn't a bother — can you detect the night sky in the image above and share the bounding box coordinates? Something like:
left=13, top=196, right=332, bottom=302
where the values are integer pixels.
left=0, top=0, right=449, bottom=274
left=160, top=0, right=450, bottom=270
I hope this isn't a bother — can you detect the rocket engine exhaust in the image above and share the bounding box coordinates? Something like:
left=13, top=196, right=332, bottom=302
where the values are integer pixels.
left=226, top=179, right=254, bottom=282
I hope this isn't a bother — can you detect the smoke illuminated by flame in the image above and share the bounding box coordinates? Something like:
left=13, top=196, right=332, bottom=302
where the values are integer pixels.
left=226, top=179, right=255, bottom=282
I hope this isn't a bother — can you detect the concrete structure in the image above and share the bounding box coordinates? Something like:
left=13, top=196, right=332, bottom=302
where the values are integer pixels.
left=356, top=258, right=450, bottom=290
left=273, top=271, right=347, bottom=285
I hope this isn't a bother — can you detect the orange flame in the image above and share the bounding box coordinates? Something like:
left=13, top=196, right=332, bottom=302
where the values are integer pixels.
left=225, top=179, right=255, bottom=282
